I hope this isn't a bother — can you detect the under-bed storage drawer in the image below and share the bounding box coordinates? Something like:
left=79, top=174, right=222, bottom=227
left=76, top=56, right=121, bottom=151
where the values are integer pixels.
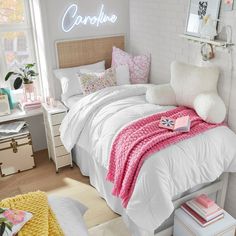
left=51, top=112, right=66, bottom=125
left=42, top=102, right=73, bottom=173
left=174, top=209, right=236, bottom=236
left=52, top=125, right=60, bottom=136
left=54, top=136, right=63, bottom=147
left=55, top=145, right=69, bottom=157
left=57, top=155, right=71, bottom=168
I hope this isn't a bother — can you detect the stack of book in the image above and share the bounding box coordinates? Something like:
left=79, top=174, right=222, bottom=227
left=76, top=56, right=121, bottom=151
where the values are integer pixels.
left=18, top=100, right=41, bottom=111
left=181, top=194, right=224, bottom=227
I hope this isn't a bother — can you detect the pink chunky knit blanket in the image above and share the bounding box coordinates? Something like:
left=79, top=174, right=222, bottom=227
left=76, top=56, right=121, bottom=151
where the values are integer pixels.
left=106, top=106, right=224, bottom=208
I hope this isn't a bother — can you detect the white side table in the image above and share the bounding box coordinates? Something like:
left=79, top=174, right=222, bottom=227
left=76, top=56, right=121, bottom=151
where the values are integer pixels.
left=174, top=208, right=236, bottom=236
left=42, top=101, right=73, bottom=172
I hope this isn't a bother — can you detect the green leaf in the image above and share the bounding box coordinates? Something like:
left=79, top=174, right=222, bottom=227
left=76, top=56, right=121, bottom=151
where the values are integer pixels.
left=0, top=222, right=5, bottom=236
left=5, top=222, right=12, bottom=231
left=19, top=68, right=26, bottom=73
left=0, top=219, right=6, bottom=224
left=25, top=63, right=35, bottom=69
left=14, top=77, right=23, bottom=89
left=7, top=222, right=13, bottom=228
left=27, top=70, right=38, bottom=77
left=4, top=72, right=15, bottom=81
left=4, top=71, right=22, bottom=81
left=0, top=209, right=5, bottom=214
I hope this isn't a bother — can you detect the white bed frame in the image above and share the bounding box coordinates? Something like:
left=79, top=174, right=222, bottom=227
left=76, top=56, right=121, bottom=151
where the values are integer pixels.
left=155, top=173, right=229, bottom=236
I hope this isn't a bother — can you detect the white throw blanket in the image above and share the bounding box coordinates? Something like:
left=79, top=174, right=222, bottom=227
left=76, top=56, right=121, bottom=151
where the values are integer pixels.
left=60, top=85, right=151, bottom=151
left=60, top=85, right=236, bottom=233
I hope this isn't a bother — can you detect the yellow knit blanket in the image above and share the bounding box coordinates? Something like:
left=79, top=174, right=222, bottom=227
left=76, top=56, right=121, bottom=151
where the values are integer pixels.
left=0, top=191, right=64, bottom=236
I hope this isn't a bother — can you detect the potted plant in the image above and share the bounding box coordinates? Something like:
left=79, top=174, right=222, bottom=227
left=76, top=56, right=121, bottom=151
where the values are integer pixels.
left=4, top=63, right=38, bottom=91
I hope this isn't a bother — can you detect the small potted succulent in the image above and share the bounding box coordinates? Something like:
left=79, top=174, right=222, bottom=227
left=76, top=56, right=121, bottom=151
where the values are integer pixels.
left=4, top=63, right=38, bottom=92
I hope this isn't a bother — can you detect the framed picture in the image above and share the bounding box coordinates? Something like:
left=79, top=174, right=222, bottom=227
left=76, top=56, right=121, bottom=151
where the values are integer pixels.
left=223, top=0, right=234, bottom=11
left=185, top=0, right=221, bottom=38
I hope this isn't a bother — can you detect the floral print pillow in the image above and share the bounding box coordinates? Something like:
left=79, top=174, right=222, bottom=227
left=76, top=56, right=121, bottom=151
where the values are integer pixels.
left=79, top=68, right=117, bottom=95
left=0, top=208, right=32, bottom=236
left=112, top=47, right=151, bottom=84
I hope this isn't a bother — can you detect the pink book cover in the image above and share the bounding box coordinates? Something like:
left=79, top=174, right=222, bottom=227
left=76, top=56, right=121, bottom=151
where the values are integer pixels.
left=21, top=100, right=41, bottom=106
left=196, top=194, right=215, bottom=208
left=159, top=117, right=175, bottom=130
left=181, top=203, right=224, bottom=227
left=186, top=200, right=223, bottom=221
left=174, top=115, right=191, bottom=132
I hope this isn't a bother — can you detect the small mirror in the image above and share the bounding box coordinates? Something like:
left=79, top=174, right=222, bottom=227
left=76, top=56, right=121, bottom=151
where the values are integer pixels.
left=185, top=0, right=221, bottom=38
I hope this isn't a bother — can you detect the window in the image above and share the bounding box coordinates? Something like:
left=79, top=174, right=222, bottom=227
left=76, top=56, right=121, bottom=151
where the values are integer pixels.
left=0, top=0, right=36, bottom=90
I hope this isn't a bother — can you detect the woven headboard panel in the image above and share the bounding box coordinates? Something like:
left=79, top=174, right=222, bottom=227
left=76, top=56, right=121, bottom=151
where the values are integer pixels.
left=56, top=35, right=125, bottom=69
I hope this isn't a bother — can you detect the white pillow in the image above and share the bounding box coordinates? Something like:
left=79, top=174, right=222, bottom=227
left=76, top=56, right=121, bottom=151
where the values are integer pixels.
left=115, top=65, right=130, bottom=85
left=194, top=92, right=226, bottom=124
left=146, top=61, right=226, bottom=124
left=170, top=61, right=219, bottom=108
left=53, top=61, right=105, bottom=101
left=48, top=196, right=88, bottom=236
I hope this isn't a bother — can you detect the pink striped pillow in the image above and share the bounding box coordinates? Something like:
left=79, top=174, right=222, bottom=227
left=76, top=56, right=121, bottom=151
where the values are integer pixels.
left=112, top=47, right=150, bottom=84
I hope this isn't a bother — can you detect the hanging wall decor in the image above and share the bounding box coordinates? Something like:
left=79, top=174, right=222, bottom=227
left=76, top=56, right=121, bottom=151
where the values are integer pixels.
left=223, top=0, right=234, bottom=11
left=185, top=0, right=221, bottom=37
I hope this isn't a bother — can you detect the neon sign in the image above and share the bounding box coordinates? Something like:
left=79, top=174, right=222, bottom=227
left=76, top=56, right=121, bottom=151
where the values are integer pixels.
left=62, top=4, right=118, bottom=32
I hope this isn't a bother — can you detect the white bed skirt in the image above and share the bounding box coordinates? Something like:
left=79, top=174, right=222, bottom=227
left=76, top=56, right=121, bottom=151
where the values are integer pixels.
left=72, top=145, right=215, bottom=236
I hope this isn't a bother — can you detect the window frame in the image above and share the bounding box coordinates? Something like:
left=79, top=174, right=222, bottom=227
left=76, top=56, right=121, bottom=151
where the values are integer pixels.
left=0, top=0, right=37, bottom=91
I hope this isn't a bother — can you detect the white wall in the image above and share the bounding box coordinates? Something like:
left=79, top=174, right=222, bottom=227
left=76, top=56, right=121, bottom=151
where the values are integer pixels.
left=130, top=0, right=236, bottom=219
left=28, top=0, right=129, bottom=152
left=40, top=0, right=130, bottom=98
left=25, top=115, right=47, bottom=152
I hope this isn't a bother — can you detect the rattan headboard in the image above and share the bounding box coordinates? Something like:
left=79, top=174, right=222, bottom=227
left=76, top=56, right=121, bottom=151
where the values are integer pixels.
left=56, top=35, right=125, bottom=69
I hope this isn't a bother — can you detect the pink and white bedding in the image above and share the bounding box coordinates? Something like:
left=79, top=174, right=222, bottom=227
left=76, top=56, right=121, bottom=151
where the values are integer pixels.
left=107, top=107, right=224, bottom=208
left=60, top=84, right=236, bottom=233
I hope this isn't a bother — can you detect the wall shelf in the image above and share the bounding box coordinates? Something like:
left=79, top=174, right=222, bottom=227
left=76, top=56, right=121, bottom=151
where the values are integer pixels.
left=180, top=34, right=234, bottom=48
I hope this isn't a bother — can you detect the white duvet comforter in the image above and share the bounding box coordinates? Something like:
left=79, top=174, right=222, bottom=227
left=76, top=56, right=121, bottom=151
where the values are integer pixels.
left=60, top=85, right=236, bottom=232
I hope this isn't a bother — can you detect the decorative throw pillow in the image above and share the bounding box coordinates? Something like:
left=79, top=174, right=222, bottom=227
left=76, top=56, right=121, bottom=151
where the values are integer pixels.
left=53, top=60, right=105, bottom=101
left=79, top=68, right=117, bottom=95
left=115, top=65, right=130, bottom=85
left=0, top=208, right=33, bottom=236
left=112, top=47, right=150, bottom=84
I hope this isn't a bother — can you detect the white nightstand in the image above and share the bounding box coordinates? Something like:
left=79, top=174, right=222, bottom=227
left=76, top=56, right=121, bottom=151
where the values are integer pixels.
left=42, top=101, right=73, bottom=172
left=174, top=208, right=236, bottom=236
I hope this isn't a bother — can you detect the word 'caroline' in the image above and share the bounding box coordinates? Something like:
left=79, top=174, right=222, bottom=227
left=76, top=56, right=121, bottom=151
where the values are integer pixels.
left=62, top=4, right=118, bottom=32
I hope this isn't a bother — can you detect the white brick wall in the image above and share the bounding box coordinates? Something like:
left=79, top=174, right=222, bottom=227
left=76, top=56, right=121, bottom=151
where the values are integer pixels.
left=130, top=0, right=236, bottom=219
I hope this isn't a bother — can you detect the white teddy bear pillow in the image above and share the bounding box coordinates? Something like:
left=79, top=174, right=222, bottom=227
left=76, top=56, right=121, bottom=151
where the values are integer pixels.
left=146, top=61, right=226, bottom=124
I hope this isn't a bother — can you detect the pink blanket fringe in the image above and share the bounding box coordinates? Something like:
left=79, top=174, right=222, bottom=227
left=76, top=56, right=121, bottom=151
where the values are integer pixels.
left=106, top=107, right=224, bottom=208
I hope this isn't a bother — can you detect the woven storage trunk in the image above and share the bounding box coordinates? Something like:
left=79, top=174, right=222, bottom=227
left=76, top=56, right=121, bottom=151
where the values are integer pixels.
left=0, top=128, right=35, bottom=176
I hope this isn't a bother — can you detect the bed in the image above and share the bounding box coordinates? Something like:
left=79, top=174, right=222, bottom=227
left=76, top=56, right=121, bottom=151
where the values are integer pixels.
left=55, top=36, right=236, bottom=236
